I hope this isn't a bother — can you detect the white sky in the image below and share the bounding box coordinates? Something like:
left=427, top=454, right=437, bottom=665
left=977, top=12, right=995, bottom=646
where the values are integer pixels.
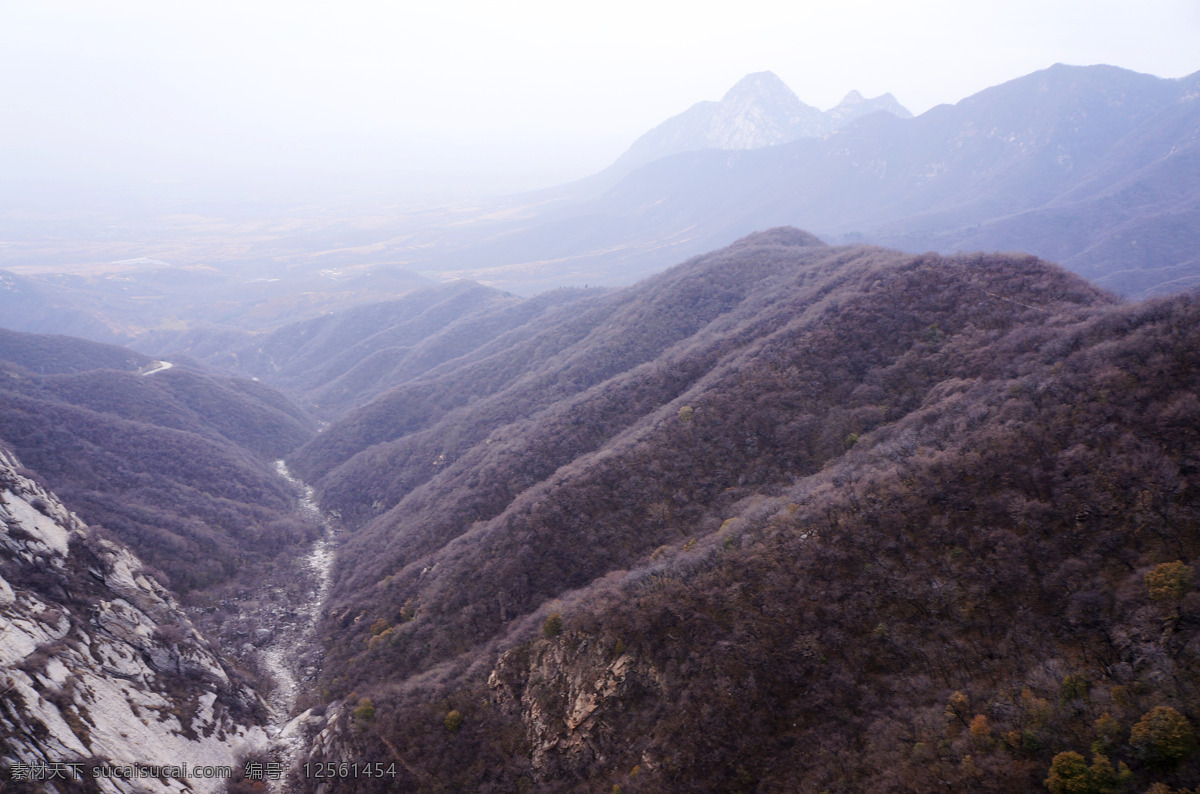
left=2, top=0, right=1198, bottom=196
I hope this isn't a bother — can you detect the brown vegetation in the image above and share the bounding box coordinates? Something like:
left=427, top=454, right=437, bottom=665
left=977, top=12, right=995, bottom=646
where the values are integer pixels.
left=0, top=337, right=318, bottom=596
left=278, top=230, right=1200, bottom=790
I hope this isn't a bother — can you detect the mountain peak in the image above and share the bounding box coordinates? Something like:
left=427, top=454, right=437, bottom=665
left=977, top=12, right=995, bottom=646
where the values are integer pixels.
left=612, top=74, right=912, bottom=172
left=722, top=71, right=798, bottom=103
left=612, top=72, right=825, bottom=171
left=826, top=90, right=913, bottom=127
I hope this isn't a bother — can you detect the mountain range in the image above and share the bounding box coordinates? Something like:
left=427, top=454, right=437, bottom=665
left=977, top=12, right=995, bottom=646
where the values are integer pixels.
left=134, top=280, right=598, bottom=418
left=0, top=63, right=1196, bottom=342
left=421, top=64, right=1200, bottom=299
left=268, top=229, right=1198, bottom=792
left=3, top=60, right=1200, bottom=793
left=3, top=229, right=1200, bottom=790
left=611, top=71, right=911, bottom=172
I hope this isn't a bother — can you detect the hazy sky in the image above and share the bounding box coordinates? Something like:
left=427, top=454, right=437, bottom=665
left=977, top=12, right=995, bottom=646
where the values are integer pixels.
left=2, top=0, right=1198, bottom=197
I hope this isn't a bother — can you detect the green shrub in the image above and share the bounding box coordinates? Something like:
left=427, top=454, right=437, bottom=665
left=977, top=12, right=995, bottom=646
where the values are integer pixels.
left=1146, top=561, right=1193, bottom=602
left=542, top=613, right=563, bottom=638
left=1044, top=751, right=1129, bottom=794
left=1130, top=706, right=1195, bottom=768
left=353, top=697, right=375, bottom=722
left=1060, top=673, right=1090, bottom=705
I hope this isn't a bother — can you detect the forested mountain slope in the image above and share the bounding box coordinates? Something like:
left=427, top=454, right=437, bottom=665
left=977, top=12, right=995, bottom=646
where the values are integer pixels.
left=277, top=229, right=1200, bottom=791
left=0, top=334, right=318, bottom=595
left=0, top=327, right=153, bottom=375
left=139, top=279, right=601, bottom=417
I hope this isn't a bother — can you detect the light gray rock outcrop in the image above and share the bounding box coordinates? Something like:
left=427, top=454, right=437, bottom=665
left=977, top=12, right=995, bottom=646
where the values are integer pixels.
left=0, top=449, right=269, bottom=792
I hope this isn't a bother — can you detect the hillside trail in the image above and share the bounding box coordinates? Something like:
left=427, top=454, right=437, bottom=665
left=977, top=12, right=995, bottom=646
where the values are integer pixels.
left=259, top=460, right=336, bottom=790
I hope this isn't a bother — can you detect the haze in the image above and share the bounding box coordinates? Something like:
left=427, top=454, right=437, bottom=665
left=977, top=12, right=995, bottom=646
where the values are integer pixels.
left=3, top=0, right=1197, bottom=201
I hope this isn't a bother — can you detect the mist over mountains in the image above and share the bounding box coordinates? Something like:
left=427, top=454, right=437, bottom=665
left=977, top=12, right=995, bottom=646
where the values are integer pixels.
left=2, top=60, right=1200, bottom=793
left=423, top=64, right=1200, bottom=299
left=4, top=62, right=1195, bottom=342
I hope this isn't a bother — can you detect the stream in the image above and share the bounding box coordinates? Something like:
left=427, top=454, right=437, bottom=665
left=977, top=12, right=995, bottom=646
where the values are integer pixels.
left=261, top=460, right=335, bottom=789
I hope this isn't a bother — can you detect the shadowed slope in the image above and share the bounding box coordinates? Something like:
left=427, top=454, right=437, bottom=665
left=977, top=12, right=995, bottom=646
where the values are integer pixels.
left=0, top=332, right=318, bottom=595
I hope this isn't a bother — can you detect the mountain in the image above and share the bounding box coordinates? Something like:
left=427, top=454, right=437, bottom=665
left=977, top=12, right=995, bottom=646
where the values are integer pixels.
left=260, top=229, right=1200, bottom=790
left=0, top=330, right=319, bottom=595
left=2, top=61, right=1199, bottom=792
left=5, top=226, right=1200, bottom=790
left=611, top=72, right=825, bottom=171
left=0, top=262, right=435, bottom=344
left=3, top=65, right=1193, bottom=342
left=611, top=71, right=911, bottom=172
left=417, top=64, right=1199, bottom=299
left=136, top=280, right=602, bottom=418
left=0, top=448, right=269, bottom=791
left=824, top=88, right=912, bottom=129
left=292, top=228, right=1108, bottom=677
left=0, top=327, right=153, bottom=374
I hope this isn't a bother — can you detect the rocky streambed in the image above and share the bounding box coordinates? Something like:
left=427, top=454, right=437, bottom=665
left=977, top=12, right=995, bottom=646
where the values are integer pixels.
left=178, top=461, right=337, bottom=790
left=258, top=461, right=336, bottom=789
left=264, top=462, right=333, bottom=718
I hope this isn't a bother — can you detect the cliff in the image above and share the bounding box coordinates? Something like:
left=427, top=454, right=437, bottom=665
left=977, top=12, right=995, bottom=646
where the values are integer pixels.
left=0, top=449, right=269, bottom=792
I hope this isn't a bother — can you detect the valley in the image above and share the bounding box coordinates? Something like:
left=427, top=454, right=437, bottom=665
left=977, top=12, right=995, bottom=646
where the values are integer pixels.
left=4, top=65, right=1199, bottom=323
left=255, top=463, right=335, bottom=791
left=262, top=462, right=331, bottom=725
left=3, top=227, right=1200, bottom=792
left=2, top=57, right=1200, bottom=794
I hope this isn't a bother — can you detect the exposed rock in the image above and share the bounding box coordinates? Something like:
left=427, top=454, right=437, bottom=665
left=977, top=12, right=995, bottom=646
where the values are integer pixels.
left=0, top=448, right=270, bottom=792
left=487, top=632, right=666, bottom=782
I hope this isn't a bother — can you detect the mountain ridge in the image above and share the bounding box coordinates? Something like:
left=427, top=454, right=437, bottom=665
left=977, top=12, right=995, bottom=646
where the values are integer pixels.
left=268, top=229, right=1200, bottom=792
left=0, top=331, right=319, bottom=595
left=427, top=63, right=1200, bottom=299
left=610, top=70, right=912, bottom=172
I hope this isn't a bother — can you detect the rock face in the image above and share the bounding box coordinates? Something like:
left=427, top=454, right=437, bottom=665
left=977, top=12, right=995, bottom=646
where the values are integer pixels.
left=486, top=632, right=665, bottom=782
left=612, top=71, right=911, bottom=171
left=0, top=448, right=269, bottom=792
left=292, top=631, right=666, bottom=790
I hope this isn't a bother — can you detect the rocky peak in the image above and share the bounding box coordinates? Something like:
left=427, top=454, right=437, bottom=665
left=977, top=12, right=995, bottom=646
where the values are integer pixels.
left=612, top=73, right=911, bottom=172
left=826, top=89, right=914, bottom=129
left=838, top=89, right=866, bottom=106
left=721, top=71, right=802, bottom=105
left=612, top=72, right=825, bottom=171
